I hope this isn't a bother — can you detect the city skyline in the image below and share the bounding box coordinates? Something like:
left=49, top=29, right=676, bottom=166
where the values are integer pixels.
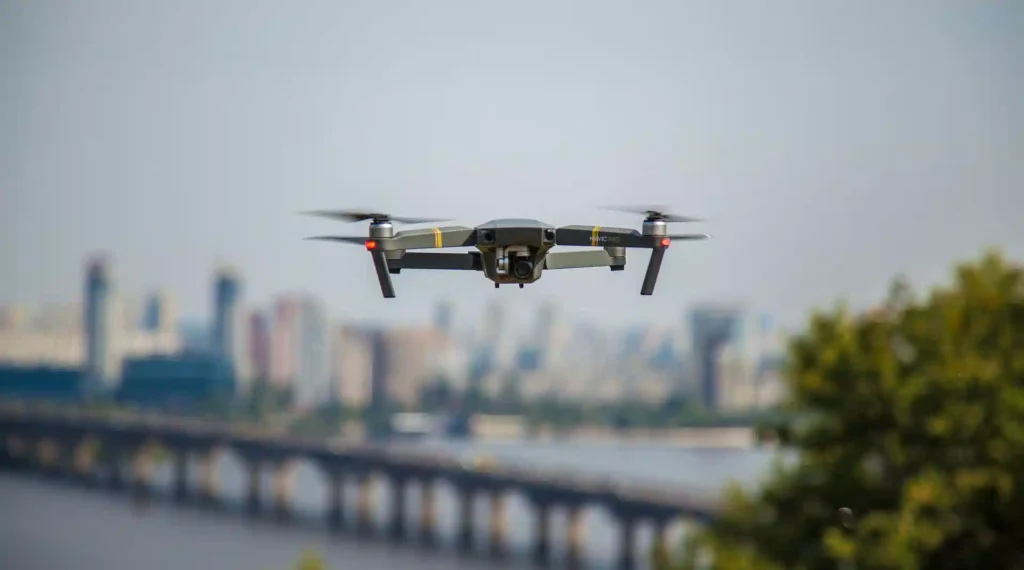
left=3, top=1, right=1022, bottom=330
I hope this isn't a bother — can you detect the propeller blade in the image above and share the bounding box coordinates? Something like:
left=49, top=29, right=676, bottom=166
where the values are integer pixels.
left=603, top=205, right=706, bottom=223
left=661, top=214, right=707, bottom=223
left=604, top=205, right=671, bottom=215
left=665, top=233, right=711, bottom=240
left=300, top=209, right=449, bottom=224
left=303, top=236, right=368, bottom=245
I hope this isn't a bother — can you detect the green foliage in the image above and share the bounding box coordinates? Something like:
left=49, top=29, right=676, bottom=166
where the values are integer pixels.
left=673, top=249, right=1024, bottom=570
left=292, top=550, right=327, bottom=570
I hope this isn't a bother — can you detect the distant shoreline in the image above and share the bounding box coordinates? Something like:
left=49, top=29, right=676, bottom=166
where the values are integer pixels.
left=489, top=426, right=762, bottom=449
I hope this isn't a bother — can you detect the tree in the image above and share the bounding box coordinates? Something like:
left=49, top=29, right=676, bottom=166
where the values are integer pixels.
left=670, top=249, right=1024, bottom=570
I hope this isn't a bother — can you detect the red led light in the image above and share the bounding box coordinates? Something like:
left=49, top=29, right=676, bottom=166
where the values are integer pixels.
left=365, top=240, right=377, bottom=251
left=660, top=237, right=671, bottom=247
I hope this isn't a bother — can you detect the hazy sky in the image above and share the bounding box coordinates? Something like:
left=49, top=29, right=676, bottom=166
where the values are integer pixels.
left=3, top=1, right=1022, bottom=330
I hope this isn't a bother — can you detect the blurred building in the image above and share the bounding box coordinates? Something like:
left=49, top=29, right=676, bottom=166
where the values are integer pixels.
left=0, top=305, right=28, bottom=330
left=0, top=259, right=181, bottom=384
left=248, top=311, right=271, bottom=381
left=0, top=364, right=87, bottom=402
left=141, top=290, right=176, bottom=332
left=269, top=294, right=328, bottom=408
left=368, top=327, right=448, bottom=409
left=116, top=353, right=236, bottom=409
left=212, top=266, right=251, bottom=381
left=330, top=326, right=373, bottom=408
left=434, top=300, right=454, bottom=336
left=715, top=346, right=757, bottom=413
left=689, top=303, right=744, bottom=411
left=84, top=256, right=113, bottom=386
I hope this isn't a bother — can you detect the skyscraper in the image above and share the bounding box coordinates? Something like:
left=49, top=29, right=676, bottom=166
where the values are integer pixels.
left=295, top=297, right=328, bottom=407
left=270, top=297, right=299, bottom=386
left=434, top=300, right=454, bottom=336
left=248, top=311, right=271, bottom=381
left=212, top=266, right=241, bottom=363
left=269, top=294, right=328, bottom=408
left=369, top=329, right=390, bottom=410
left=141, top=290, right=175, bottom=332
left=689, top=304, right=743, bottom=411
left=84, top=256, right=112, bottom=386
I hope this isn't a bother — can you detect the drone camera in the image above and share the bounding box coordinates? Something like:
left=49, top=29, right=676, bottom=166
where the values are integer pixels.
left=512, top=259, right=534, bottom=279
left=479, top=230, right=495, bottom=244
left=543, top=228, right=556, bottom=243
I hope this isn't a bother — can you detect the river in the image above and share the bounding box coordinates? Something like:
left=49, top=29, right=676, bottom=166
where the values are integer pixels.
left=1, top=439, right=778, bottom=570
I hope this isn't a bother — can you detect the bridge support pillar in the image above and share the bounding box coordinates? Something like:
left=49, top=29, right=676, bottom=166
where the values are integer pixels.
left=355, top=472, right=374, bottom=536
left=419, top=479, right=438, bottom=545
left=488, top=490, right=507, bottom=558
left=105, top=446, right=126, bottom=489
left=198, top=449, right=221, bottom=504
left=457, top=488, right=475, bottom=552
left=617, top=516, right=637, bottom=570
left=36, top=439, right=60, bottom=475
left=651, top=517, right=671, bottom=568
left=272, top=461, right=295, bottom=520
left=566, top=505, right=586, bottom=568
left=389, top=475, right=408, bottom=539
left=326, top=470, right=345, bottom=529
left=531, top=501, right=551, bottom=565
left=71, top=439, right=97, bottom=482
left=55, top=440, right=80, bottom=480
left=173, top=451, right=189, bottom=501
left=246, top=460, right=262, bottom=513
left=0, top=437, right=12, bottom=468
left=130, top=446, right=155, bottom=497
left=6, top=436, right=31, bottom=469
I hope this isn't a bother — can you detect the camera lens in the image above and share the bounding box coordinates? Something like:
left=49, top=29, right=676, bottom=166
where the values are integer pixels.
left=512, top=260, right=533, bottom=279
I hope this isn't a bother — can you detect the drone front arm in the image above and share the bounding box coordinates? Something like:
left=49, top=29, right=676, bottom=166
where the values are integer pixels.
left=555, top=225, right=654, bottom=248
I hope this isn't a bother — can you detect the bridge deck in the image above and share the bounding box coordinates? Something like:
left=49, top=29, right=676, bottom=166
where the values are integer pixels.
left=0, top=405, right=722, bottom=521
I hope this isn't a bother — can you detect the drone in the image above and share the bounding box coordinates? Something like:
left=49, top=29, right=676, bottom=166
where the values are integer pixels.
left=302, top=206, right=710, bottom=298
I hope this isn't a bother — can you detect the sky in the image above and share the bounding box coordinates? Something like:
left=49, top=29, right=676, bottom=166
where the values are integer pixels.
left=2, top=0, right=1022, bottom=331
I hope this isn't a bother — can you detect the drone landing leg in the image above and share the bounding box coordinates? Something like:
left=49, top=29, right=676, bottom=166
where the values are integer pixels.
left=371, top=251, right=396, bottom=298
left=640, top=248, right=666, bottom=296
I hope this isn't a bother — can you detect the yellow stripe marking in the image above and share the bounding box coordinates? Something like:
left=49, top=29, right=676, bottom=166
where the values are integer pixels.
left=432, top=227, right=443, bottom=248
left=590, top=225, right=601, bottom=247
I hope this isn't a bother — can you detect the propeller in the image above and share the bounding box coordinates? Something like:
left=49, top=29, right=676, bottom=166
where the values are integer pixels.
left=303, top=236, right=367, bottom=245
left=604, top=205, right=706, bottom=223
left=665, top=233, right=711, bottom=240
left=300, top=209, right=449, bottom=224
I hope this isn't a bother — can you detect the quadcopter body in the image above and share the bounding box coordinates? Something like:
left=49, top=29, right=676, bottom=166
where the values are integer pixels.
left=304, top=207, right=709, bottom=298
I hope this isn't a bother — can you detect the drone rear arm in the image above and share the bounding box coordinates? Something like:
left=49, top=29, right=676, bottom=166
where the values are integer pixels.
left=544, top=250, right=625, bottom=270
left=390, top=252, right=483, bottom=271
left=368, top=252, right=483, bottom=298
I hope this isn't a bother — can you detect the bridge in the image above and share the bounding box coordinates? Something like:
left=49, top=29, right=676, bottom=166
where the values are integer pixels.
left=0, top=403, right=721, bottom=570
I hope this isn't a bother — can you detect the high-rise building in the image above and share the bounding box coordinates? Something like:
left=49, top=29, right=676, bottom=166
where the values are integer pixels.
left=369, top=329, right=390, bottom=410
left=268, top=294, right=328, bottom=408
left=248, top=312, right=271, bottom=381
left=84, top=256, right=113, bottom=386
left=689, top=303, right=743, bottom=411
left=142, top=290, right=176, bottom=332
left=434, top=301, right=454, bottom=336
left=295, top=297, right=328, bottom=407
left=0, top=305, right=28, bottom=331
left=270, top=297, right=299, bottom=386
left=330, top=326, right=373, bottom=408
left=212, top=266, right=241, bottom=361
